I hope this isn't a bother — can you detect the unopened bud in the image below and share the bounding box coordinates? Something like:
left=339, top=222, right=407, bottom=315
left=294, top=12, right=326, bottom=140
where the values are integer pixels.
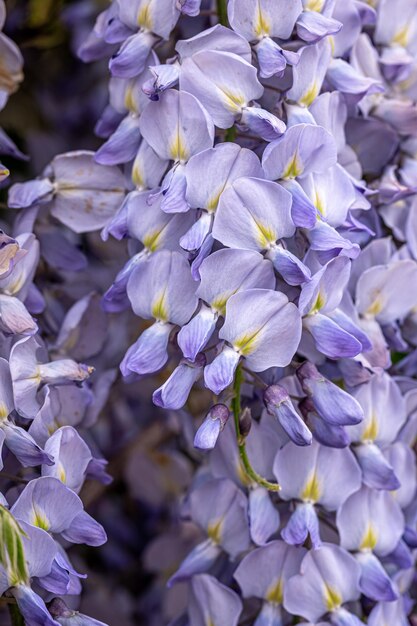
left=264, top=383, right=290, bottom=410
left=299, top=396, right=316, bottom=419
left=48, top=598, right=73, bottom=619
left=297, top=362, right=363, bottom=427
left=264, top=384, right=312, bottom=446
left=239, top=407, right=252, bottom=438
left=194, top=404, right=230, bottom=450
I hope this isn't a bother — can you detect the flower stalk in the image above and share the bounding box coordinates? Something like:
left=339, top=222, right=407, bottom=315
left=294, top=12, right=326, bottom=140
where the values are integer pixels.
left=232, top=363, right=281, bottom=492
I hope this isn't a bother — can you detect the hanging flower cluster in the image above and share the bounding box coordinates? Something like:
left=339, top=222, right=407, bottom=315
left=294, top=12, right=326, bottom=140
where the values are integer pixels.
left=0, top=2, right=115, bottom=623
left=3, top=0, right=417, bottom=624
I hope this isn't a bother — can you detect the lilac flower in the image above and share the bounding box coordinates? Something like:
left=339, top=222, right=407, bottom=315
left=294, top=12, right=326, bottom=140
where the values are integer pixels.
left=9, top=152, right=126, bottom=233
left=109, top=0, right=180, bottom=78
left=29, top=385, right=92, bottom=447
left=234, top=540, right=306, bottom=625
left=188, top=574, right=242, bottom=626
left=287, top=39, right=332, bottom=107
left=178, top=248, right=275, bottom=361
left=349, top=373, right=406, bottom=489
left=355, top=259, right=417, bottom=325
left=41, top=426, right=93, bottom=493
left=168, top=477, right=250, bottom=584
left=180, top=49, right=285, bottom=139
left=11, top=476, right=106, bottom=546
left=274, top=440, right=361, bottom=547
left=284, top=544, right=362, bottom=624
left=299, top=256, right=370, bottom=359
left=4, top=0, right=417, bottom=623
left=228, top=0, right=302, bottom=77
left=262, top=124, right=337, bottom=183
left=336, top=485, right=404, bottom=601
left=95, top=51, right=159, bottom=165
left=204, top=288, right=302, bottom=394
left=139, top=89, right=214, bottom=212
left=182, top=142, right=263, bottom=254
left=213, top=176, right=311, bottom=285
left=9, top=336, right=93, bottom=418
left=102, top=191, right=193, bottom=311
left=121, top=250, right=198, bottom=376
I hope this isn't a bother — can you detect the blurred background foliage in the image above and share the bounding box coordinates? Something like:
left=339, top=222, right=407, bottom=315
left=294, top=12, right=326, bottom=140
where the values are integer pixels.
left=2, top=0, right=108, bottom=180
left=0, top=4, right=213, bottom=624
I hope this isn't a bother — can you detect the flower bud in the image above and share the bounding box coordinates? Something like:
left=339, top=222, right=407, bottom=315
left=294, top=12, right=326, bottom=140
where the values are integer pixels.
left=264, top=384, right=312, bottom=446
left=239, top=407, right=252, bottom=438
left=194, top=404, right=230, bottom=450
left=296, top=362, right=363, bottom=426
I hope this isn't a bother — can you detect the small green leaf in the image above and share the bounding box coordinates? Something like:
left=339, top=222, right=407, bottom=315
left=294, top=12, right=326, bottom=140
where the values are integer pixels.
left=0, top=506, right=29, bottom=586
left=27, top=0, right=61, bottom=28
left=8, top=603, right=25, bottom=626
left=391, top=351, right=407, bottom=365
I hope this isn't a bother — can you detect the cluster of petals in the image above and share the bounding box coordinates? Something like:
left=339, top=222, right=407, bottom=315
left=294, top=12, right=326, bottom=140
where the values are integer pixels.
left=2, top=0, right=417, bottom=624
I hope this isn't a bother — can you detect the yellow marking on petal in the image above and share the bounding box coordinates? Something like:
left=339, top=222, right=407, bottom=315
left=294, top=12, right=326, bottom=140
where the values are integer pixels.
left=254, top=4, right=271, bottom=37
left=219, top=88, right=246, bottom=113
left=124, top=85, right=138, bottom=114
left=211, top=295, right=229, bottom=316
left=397, top=75, right=414, bottom=92
left=32, top=510, right=50, bottom=531
left=282, top=153, right=303, bottom=179
left=254, top=221, right=277, bottom=249
left=266, top=578, right=283, bottom=604
left=324, top=584, right=342, bottom=611
left=143, top=229, right=164, bottom=252
left=301, top=471, right=321, bottom=503
left=137, top=2, right=153, bottom=30
left=233, top=331, right=260, bottom=356
left=207, top=189, right=222, bottom=212
left=170, top=128, right=189, bottom=162
left=47, top=419, right=61, bottom=437
left=207, top=519, right=223, bottom=544
left=299, top=82, right=320, bottom=107
left=364, top=293, right=384, bottom=318
left=392, top=25, right=409, bottom=48
left=310, top=291, right=326, bottom=315
left=314, top=190, right=326, bottom=217
left=58, top=463, right=67, bottom=484
left=306, top=0, right=325, bottom=11
left=361, top=413, right=378, bottom=442
left=132, top=162, right=145, bottom=188
left=151, top=291, right=169, bottom=322
left=0, top=403, right=8, bottom=419
left=360, top=523, right=378, bottom=551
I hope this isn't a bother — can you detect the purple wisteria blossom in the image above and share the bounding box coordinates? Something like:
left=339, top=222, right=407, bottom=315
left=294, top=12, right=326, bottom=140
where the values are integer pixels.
left=1, top=0, right=417, bottom=624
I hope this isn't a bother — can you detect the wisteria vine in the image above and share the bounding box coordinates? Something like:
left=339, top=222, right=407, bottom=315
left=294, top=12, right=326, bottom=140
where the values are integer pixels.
left=0, top=0, right=417, bottom=625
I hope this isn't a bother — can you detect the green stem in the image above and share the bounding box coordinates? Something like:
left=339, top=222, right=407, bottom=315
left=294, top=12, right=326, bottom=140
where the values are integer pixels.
left=224, top=126, right=237, bottom=142
left=216, top=0, right=228, bottom=26
left=8, top=603, right=25, bottom=626
left=232, top=363, right=281, bottom=492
